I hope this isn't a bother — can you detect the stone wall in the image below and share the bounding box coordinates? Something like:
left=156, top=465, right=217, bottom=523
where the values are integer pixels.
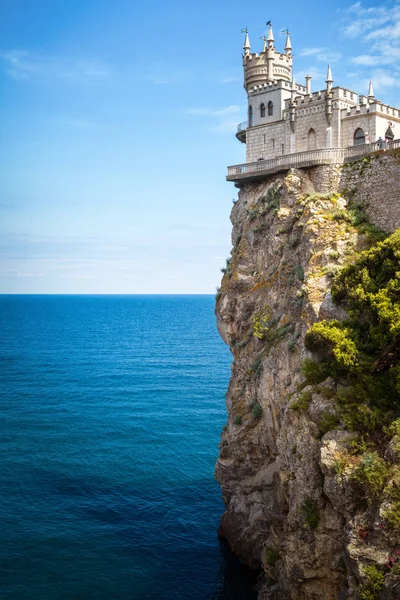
left=339, top=151, right=400, bottom=232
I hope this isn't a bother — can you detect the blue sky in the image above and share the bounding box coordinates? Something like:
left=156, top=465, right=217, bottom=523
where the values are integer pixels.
left=1, top=0, right=399, bottom=293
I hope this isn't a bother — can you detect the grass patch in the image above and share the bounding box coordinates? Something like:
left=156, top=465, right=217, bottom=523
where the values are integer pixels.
left=301, top=498, right=319, bottom=529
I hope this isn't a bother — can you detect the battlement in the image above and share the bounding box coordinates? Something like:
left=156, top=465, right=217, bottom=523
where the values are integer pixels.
left=341, top=102, right=400, bottom=121
left=249, top=79, right=293, bottom=96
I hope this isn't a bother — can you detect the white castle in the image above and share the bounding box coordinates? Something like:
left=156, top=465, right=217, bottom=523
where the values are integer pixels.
left=227, top=23, right=400, bottom=183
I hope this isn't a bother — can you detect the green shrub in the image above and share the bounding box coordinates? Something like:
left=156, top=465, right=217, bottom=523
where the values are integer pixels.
left=234, top=415, right=242, bottom=426
left=291, top=390, right=312, bottom=412
left=249, top=354, right=263, bottom=375
left=252, top=403, right=262, bottom=419
left=383, top=501, right=400, bottom=529
left=359, top=565, right=384, bottom=600
left=301, top=498, right=319, bottom=529
left=265, top=547, right=280, bottom=566
left=351, top=452, right=390, bottom=497
left=305, top=320, right=359, bottom=370
left=318, top=410, right=340, bottom=437
left=304, top=231, right=400, bottom=438
left=301, top=358, right=331, bottom=385
left=293, top=265, right=305, bottom=281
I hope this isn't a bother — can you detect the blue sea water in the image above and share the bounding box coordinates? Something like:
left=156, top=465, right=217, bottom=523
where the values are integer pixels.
left=0, top=295, right=257, bottom=600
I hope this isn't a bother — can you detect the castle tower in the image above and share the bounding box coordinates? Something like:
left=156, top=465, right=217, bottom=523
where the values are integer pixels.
left=242, top=22, right=293, bottom=91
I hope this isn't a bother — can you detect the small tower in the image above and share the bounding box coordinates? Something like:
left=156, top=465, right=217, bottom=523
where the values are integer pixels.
left=368, top=80, right=375, bottom=100
left=284, top=31, right=292, bottom=56
left=326, top=64, right=333, bottom=95
left=305, top=74, right=312, bottom=96
left=243, top=28, right=250, bottom=55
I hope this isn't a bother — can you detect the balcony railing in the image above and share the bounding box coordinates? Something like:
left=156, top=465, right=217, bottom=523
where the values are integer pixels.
left=237, top=121, right=248, bottom=133
left=227, top=139, right=400, bottom=180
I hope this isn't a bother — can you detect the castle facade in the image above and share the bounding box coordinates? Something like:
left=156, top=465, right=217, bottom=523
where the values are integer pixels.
left=235, top=24, right=399, bottom=166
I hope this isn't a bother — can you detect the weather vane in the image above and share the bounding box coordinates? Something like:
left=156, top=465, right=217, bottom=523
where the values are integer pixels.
left=240, top=27, right=248, bottom=33
left=266, top=20, right=272, bottom=26
left=282, top=27, right=289, bottom=34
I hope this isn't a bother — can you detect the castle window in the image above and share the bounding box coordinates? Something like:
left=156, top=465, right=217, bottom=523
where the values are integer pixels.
left=308, top=128, right=316, bottom=150
left=248, top=105, right=253, bottom=127
left=354, top=128, right=365, bottom=146
left=260, top=103, right=266, bottom=118
left=268, top=101, right=273, bottom=116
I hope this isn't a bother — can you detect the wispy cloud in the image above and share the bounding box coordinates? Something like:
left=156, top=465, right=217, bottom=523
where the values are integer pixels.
left=0, top=49, right=110, bottom=83
left=344, top=2, right=400, bottom=69
left=299, top=47, right=342, bottom=63
left=342, top=1, right=394, bottom=38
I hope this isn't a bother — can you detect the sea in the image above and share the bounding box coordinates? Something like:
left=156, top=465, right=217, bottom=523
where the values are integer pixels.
left=0, top=295, right=258, bottom=600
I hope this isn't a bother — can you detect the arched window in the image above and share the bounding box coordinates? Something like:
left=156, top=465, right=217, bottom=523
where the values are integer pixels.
left=308, top=128, right=316, bottom=150
left=260, top=103, right=265, bottom=118
left=268, top=101, right=273, bottom=116
left=354, top=128, right=365, bottom=146
left=248, top=105, right=253, bottom=127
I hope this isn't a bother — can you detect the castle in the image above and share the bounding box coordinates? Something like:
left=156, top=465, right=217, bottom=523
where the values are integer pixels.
left=227, top=23, right=400, bottom=183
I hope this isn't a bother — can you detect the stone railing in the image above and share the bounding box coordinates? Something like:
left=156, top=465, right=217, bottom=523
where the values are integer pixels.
left=227, top=139, right=400, bottom=180
left=227, top=148, right=345, bottom=179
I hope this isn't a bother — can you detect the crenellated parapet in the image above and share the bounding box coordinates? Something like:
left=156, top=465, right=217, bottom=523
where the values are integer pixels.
left=242, top=23, right=292, bottom=91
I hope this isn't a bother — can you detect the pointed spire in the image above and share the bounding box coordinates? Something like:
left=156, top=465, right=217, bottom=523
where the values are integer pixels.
left=368, top=80, right=375, bottom=99
left=259, top=36, right=267, bottom=52
left=243, top=28, right=250, bottom=54
left=267, top=21, right=274, bottom=45
left=326, top=64, right=333, bottom=94
left=285, top=32, right=292, bottom=53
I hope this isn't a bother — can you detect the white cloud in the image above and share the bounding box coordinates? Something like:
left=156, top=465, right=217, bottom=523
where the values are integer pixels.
left=341, top=1, right=400, bottom=95
left=342, top=2, right=393, bottom=38
left=299, top=47, right=342, bottom=63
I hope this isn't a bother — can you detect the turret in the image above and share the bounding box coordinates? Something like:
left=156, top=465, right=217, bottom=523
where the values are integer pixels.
left=326, top=64, right=333, bottom=95
left=284, top=31, right=292, bottom=56
left=243, top=28, right=250, bottom=55
left=325, top=65, right=333, bottom=125
left=305, top=74, right=312, bottom=96
left=267, top=22, right=274, bottom=48
left=368, top=80, right=375, bottom=100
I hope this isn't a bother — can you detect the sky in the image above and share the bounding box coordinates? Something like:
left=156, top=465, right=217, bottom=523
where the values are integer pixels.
left=1, top=0, right=399, bottom=294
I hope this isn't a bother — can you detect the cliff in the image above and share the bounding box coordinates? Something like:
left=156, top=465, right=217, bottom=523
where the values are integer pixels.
left=215, top=154, right=400, bottom=599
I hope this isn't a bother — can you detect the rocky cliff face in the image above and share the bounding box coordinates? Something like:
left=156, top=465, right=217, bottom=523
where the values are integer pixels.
left=215, top=164, right=400, bottom=599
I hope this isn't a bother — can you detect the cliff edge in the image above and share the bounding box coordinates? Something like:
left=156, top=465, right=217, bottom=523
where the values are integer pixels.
left=215, top=155, right=400, bottom=599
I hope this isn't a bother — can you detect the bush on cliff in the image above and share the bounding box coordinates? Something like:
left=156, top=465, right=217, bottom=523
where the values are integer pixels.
left=304, top=230, right=400, bottom=436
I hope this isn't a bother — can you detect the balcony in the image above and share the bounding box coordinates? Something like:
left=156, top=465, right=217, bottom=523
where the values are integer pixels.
left=227, top=139, right=400, bottom=184
left=235, top=121, right=248, bottom=143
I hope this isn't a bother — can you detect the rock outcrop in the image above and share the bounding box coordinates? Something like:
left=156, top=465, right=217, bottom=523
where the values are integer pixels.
left=215, top=163, right=400, bottom=599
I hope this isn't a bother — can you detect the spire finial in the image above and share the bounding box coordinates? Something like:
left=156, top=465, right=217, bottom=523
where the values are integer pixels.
left=368, top=80, right=374, bottom=99
left=326, top=64, right=333, bottom=94
left=259, top=36, right=267, bottom=52
left=283, top=28, right=292, bottom=53
left=242, top=28, right=251, bottom=54
left=266, top=20, right=274, bottom=45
